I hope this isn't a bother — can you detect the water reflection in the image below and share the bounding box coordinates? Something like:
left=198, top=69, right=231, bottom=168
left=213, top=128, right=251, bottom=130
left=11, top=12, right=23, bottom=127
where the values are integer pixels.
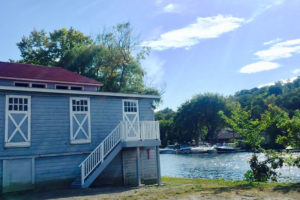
left=160, top=152, right=300, bottom=182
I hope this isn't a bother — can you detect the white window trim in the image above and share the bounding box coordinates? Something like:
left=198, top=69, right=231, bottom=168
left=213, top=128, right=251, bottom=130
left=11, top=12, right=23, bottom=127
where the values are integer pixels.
left=70, top=97, right=91, bottom=144
left=70, top=86, right=83, bottom=91
left=14, top=81, right=47, bottom=88
left=56, top=84, right=70, bottom=90
left=122, top=99, right=139, bottom=114
left=31, top=82, right=47, bottom=88
left=56, top=85, right=84, bottom=91
left=5, top=95, right=31, bottom=148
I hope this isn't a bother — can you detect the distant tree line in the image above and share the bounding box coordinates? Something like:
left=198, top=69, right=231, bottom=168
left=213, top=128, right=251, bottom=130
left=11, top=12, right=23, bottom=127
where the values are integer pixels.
left=156, top=78, right=300, bottom=150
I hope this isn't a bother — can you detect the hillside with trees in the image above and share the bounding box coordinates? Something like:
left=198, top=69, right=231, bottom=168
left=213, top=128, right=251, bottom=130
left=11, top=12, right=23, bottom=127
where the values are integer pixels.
left=156, top=78, right=300, bottom=149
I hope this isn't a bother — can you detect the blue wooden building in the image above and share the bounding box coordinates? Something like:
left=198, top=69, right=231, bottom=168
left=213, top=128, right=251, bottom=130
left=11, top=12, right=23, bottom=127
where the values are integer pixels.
left=0, top=62, right=161, bottom=193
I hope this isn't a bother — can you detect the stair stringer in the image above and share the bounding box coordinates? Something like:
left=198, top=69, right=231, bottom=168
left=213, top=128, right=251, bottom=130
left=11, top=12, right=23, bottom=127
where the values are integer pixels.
left=81, top=142, right=123, bottom=188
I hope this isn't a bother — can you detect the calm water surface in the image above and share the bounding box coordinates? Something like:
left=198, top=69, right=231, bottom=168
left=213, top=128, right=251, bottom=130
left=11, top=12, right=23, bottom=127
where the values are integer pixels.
left=160, top=152, right=300, bottom=182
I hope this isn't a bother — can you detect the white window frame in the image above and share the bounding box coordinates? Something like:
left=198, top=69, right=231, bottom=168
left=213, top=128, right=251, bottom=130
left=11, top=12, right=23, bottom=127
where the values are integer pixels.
left=70, top=86, right=83, bottom=91
left=31, top=83, right=47, bottom=88
left=14, top=81, right=47, bottom=88
left=122, top=99, right=139, bottom=114
left=56, top=84, right=69, bottom=90
left=5, top=95, right=31, bottom=148
left=70, top=97, right=91, bottom=144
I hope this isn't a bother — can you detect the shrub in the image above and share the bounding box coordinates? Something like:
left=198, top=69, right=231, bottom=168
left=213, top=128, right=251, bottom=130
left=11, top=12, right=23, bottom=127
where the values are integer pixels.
left=243, top=170, right=255, bottom=182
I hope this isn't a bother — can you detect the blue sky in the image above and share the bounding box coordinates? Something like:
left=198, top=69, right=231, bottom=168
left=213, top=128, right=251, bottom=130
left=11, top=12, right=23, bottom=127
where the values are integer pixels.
left=1, top=0, right=300, bottom=110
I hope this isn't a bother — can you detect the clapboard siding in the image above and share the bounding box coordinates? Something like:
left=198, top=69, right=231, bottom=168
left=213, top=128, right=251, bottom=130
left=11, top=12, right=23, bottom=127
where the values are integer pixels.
left=35, top=155, right=85, bottom=182
left=0, top=80, right=13, bottom=86
left=122, top=148, right=138, bottom=185
left=0, top=161, right=2, bottom=189
left=139, top=99, right=154, bottom=121
left=0, top=92, right=155, bottom=157
left=140, top=147, right=158, bottom=184
left=0, top=90, right=157, bottom=189
left=93, top=152, right=123, bottom=186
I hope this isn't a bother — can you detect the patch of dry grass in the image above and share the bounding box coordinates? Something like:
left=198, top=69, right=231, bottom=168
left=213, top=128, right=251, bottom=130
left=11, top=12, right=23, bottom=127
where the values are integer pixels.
left=2, top=177, right=299, bottom=200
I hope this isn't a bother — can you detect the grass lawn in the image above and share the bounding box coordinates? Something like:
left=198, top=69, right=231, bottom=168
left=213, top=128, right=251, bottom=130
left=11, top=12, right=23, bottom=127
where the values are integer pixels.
left=2, top=177, right=300, bottom=200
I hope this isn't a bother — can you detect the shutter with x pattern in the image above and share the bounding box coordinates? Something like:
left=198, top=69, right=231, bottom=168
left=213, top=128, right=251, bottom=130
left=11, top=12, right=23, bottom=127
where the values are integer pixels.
left=70, top=98, right=91, bottom=144
left=5, top=96, right=31, bottom=147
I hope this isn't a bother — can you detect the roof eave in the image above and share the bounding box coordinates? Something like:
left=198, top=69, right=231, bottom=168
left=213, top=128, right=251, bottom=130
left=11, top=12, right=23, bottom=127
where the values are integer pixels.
left=0, top=76, right=103, bottom=87
left=0, top=86, right=160, bottom=99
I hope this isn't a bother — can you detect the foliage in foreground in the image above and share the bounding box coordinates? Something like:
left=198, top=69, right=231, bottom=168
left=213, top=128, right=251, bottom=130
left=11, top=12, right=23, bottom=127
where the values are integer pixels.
left=220, top=104, right=299, bottom=182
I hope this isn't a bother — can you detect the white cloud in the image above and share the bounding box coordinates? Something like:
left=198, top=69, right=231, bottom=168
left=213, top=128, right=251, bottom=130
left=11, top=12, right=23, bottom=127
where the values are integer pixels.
left=248, top=0, right=285, bottom=22
left=163, top=3, right=180, bottom=13
left=258, top=76, right=298, bottom=88
left=263, top=38, right=282, bottom=46
left=240, top=62, right=280, bottom=74
left=281, top=76, right=298, bottom=84
left=141, top=55, right=165, bottom=86
left=255, top=39, right=300, bottom=61
left=258, top=82, right=275, bottom=88
left=142, top=15, right=244, bottom=51
left=240, top=38, right=300, bottom=74
left=292, top=69, right=300, bottom=74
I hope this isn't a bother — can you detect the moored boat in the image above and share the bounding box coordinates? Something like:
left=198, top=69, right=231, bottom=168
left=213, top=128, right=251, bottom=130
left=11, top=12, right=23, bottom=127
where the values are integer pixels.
left=216, top=144, right=236, bottom=153
left=160, top=145, right=177, bottom=154
left=190, top=144, right=216, bottom=154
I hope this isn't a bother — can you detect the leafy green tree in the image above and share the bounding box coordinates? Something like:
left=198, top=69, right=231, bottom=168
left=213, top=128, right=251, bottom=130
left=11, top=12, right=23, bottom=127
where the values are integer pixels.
left=96, top=22, right=150, bottom=93
left=13, top=24, right=158, bottom=95
left=219, top=103, right=267, bottom=152
left=276, top=109, right=300, bottom=149
left=155, top=108, right=176, bottom=146
left=16, top=28, right=92, bottom=66
left=219, top=104, right=288, bottom=182
left=174, top=93, right=227, bottom=145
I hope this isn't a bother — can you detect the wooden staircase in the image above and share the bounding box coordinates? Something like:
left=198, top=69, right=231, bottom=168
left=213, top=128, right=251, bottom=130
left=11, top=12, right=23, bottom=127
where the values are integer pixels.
left=71, top=121, right=160, bottom=188
left=71, top=142, right=123, bottom=188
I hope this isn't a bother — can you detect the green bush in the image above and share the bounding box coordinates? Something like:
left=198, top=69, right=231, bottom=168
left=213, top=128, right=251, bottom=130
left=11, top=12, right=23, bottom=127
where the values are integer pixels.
left=243, top=170, right=255, bottom=182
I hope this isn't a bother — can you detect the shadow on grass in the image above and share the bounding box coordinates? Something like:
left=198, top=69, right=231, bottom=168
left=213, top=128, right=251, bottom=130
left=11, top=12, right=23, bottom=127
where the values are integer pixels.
left=272, top=183, right=300, bottom=194
left=1, top=186, right=138, bottom=200
left=205, top=182, right=300, bottom=195
left=209, top=183, right=258, bottom=195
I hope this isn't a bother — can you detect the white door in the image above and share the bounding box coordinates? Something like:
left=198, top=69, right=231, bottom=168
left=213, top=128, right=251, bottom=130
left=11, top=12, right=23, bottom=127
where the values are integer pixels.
left=122, top=100, right=140, bottom=141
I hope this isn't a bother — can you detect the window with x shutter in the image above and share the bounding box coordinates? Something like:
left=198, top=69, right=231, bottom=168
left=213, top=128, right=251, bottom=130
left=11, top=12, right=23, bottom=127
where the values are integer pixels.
left=70, top=97, right=91, bottom=144
left=5, top=95, right=31, bottom=147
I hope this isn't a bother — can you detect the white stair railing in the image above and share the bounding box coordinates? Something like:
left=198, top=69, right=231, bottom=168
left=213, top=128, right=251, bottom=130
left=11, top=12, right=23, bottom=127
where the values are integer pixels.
left=140, top=121, right=160, bottom=140
left=79, top=122, right=122, bottom=186
left=78, top=120, right=160, bottom=186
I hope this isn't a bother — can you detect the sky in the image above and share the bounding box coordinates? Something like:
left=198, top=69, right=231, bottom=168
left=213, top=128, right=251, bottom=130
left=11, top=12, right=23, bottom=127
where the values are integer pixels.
left=1, top=0, right=300, bottom=110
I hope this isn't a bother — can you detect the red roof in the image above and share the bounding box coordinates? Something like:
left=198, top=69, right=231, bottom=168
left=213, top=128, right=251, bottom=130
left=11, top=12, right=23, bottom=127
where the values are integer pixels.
left=0, top=62, right=102, bottom=86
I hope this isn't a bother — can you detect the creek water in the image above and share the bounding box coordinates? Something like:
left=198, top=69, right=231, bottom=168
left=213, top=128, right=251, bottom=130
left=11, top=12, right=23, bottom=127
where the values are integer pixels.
left=160, top=152, right=300, bottom=182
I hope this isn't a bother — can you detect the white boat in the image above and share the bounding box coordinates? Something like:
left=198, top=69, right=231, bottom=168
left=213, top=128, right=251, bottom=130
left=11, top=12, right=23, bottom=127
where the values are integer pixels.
left=216, top=144, right=236, bottom=153
left=160, top=145, right=177, bottom=154
left=191, top=144, right=216, bottom=154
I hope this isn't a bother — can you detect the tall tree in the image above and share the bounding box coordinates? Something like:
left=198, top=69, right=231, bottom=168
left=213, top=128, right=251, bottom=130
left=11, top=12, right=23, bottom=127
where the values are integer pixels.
left=96, top=22, right=150, bottom=93
left=16, top=28, right=92, bottom=66
left=155, top=108, right=176, bottom=146
left=13, top=24, right=158, bottom=95
left=174, top=93, right=227, bottom=145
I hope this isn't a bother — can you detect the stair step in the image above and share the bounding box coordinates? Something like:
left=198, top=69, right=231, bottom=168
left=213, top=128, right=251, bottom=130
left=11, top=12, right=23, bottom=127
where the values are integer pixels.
left=71, top=177, right=82, bottom=188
